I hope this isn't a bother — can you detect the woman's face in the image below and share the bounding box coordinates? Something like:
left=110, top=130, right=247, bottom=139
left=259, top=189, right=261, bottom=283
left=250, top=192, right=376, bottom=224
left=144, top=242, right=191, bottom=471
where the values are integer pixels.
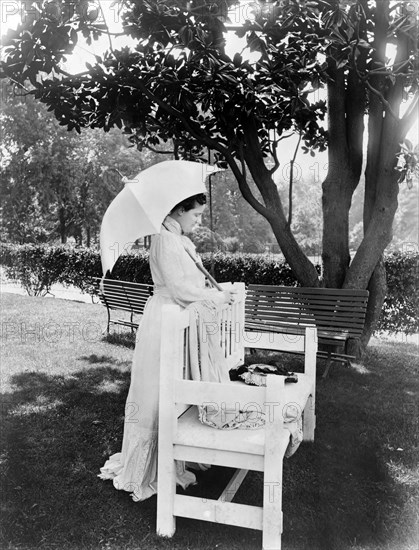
left=177, top=203, right=205, bottom=233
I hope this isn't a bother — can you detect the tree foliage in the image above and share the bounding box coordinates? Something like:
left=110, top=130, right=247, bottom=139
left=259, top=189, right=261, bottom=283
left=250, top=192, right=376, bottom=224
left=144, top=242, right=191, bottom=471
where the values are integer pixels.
left=1, top=0, right=418, bottom=349
left=0, top=82, right=154, bottom=244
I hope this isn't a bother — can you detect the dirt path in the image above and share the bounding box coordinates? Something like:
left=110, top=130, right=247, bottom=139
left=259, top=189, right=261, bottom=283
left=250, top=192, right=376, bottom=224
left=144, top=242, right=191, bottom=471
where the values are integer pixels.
left=0, top=278, right=95, bottom=304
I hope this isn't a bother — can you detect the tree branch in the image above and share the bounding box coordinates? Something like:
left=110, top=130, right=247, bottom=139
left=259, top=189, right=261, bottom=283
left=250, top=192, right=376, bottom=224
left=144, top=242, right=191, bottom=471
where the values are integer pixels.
left=128, top=78, right=273, bottom=218
left=268, top=133, right=280, bottom=175
left=369, top=57, right=412, bottom=74
left=98, top=3, right=116, bottom=55
left=365, top=80, right=400, bottom=120
left=236, top=143, right=272, bottom=220
left=276, top=133, right=294, bottom=142
left=287, top=132, right=302, bottom=228
left=53, top=67, right=91, bottom=78
left=8, top=80, right=33, bottom=95
left=351, top=51, right=400, bottom=122
left=89, top=29, right=125, bottom=37
left=144, top=144, right=175, bottom=155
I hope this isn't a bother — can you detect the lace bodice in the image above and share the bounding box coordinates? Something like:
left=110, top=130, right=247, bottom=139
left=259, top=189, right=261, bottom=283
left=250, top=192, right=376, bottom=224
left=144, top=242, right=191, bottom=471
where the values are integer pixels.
left=149, top=216, right=224, bottom=308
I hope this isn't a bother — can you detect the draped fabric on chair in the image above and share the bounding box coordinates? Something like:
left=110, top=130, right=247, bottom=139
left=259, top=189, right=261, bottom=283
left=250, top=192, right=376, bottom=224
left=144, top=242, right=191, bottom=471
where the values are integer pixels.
left=156, top=290, right=317, bottom=550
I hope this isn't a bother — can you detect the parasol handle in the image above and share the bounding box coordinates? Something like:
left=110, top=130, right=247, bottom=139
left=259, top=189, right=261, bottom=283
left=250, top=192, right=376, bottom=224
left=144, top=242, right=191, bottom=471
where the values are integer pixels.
left=184, top=248, right=223, bottom=291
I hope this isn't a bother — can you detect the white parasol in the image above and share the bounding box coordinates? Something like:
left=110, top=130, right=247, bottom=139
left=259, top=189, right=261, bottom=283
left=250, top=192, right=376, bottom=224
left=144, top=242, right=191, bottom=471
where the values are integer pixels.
left=100, top=160, right=222, bottom=280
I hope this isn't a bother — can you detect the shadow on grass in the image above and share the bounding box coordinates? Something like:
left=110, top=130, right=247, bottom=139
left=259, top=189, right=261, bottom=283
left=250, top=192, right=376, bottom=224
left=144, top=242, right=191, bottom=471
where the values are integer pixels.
left=103, top=331, right=137, bottom=349
left=79, top=354, right=123, bottom=365
left=0, top=342, right=417, bottom=550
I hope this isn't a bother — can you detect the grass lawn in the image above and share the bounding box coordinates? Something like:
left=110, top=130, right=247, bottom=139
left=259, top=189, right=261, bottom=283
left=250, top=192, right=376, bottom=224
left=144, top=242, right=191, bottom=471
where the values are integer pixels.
left=0, top=293, right=418, bottom=550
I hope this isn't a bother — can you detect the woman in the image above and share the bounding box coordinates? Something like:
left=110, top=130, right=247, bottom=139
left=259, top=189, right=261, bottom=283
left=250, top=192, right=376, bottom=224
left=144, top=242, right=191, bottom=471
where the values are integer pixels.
left=98, top=193, right=236, bottom=501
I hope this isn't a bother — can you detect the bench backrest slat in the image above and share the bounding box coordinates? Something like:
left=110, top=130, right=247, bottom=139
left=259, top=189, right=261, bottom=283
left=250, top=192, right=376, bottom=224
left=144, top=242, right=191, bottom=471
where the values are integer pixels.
left=92, top=277, right=153, bottom=316
left=248, top=311, right=367, bottom=326
left=248, top=284, right=368, bottom=297
left=98, top=292, right=150, bottom=305
left=247, top=297, right=368, bottom=307
left=245, top=285, right=369, bottom=339
left=97, top=296, right=149, bottom=314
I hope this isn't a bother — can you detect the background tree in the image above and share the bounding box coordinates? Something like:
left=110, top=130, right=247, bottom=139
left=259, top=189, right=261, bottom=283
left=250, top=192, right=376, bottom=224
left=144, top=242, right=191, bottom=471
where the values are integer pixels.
left=202, top=170, right=275, bottom=252
left=1, top=82, right=153, bottom=244
left=276, top=169, right=323, bottom=257
left=1, top=0, right=418, bottom=352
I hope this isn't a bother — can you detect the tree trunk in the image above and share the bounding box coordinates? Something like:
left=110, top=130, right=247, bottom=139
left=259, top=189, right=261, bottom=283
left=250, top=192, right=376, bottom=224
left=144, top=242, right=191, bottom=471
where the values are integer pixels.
left=270, top=217, right=321, bottom=287
left=361, top=257, right=387, bottom=350
left=76, top=227, right=83, bottom=246
left=58, top=208, right=67, bottom=244
left=322, top=62, right=365, bottom=289
left=322, top=167, right=353, bottom=288
left=343, top=151, right=399, bottom=354
left=345, top=0, right=411, bottom=349
left=241, top=119, right=320, bottom=288
left=344, top=107, right=402, bottom=291
left=345, top=257, right=387, bottom=359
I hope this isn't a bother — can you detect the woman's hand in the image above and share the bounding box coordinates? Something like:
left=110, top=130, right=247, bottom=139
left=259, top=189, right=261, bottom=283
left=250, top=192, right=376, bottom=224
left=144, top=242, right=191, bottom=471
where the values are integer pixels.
left=222, top=289, right=238, bottom=305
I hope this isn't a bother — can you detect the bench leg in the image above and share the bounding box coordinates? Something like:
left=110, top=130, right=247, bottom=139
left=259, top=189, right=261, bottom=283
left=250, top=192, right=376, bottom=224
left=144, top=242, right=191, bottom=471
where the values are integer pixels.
left=106, top=308, right=111, bottom=334
left=323, top=355, right=351, bottom=379
left=303, top=394, right=315, bottom=441
left=322, top=357, right=333, bottom=379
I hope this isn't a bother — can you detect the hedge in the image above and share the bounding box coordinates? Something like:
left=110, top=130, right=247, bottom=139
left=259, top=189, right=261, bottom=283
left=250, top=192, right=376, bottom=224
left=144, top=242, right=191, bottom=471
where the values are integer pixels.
left=1, top=243, right=417, bottom=334
left=378, top=251, right=418, bottom=334
left=0, top=244, right=304, bottom=290
left=0, top=244, right=103, bottom=295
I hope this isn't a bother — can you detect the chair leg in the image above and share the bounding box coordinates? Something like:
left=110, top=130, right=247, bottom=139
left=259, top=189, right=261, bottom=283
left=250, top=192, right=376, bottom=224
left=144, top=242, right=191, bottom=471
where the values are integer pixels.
left=156, top=458, right=176, bottom=537
left=262, top=462, right=283, bottom=550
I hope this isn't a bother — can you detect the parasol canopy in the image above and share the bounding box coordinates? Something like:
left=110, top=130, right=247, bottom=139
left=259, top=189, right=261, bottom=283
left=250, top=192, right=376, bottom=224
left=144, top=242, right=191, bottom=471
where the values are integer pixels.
left=100, top=160, right=222, bottom=275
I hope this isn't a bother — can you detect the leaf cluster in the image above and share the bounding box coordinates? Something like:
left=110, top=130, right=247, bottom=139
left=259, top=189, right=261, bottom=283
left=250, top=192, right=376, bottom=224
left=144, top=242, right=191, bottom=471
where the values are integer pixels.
left=396, top=139, right=419, bottom=188
left=0, top=0, right=333, bottom=159
left=2, top=1, right=417, bottom=163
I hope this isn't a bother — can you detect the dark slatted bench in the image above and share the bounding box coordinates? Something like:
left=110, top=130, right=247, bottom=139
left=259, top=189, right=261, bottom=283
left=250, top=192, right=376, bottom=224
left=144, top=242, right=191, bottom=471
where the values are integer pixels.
left=92, top=277, right=153, bottom=333
left=245, top=284, right=369, bottom=377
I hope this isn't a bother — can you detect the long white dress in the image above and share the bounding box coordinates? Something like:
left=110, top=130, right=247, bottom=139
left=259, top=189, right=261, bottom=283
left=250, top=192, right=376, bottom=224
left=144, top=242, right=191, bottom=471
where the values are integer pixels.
left=98, top=216, right=225, bottom=501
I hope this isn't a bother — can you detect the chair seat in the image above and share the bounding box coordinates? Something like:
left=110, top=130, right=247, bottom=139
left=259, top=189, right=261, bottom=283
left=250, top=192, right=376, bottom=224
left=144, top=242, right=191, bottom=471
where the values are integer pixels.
left=229, top=373, right=314, bottom=416
left=176, top=406, right=277, bottom=455
left=176, top=374, right=313, bottom=456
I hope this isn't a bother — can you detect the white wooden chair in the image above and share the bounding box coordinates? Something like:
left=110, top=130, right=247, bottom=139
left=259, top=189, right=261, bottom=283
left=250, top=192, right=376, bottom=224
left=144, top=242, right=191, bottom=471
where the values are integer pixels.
left=156, top=284, right=317, bottom=550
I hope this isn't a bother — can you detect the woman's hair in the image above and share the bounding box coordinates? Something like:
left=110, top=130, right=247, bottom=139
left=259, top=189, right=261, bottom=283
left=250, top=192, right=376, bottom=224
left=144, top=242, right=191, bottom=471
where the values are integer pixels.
left=171, top=193, right=206, bottom=212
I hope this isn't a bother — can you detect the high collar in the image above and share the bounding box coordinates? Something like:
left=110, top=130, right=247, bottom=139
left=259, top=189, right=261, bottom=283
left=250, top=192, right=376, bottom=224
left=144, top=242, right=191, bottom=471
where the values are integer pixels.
left=163, top=215, right=183, bottom=235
